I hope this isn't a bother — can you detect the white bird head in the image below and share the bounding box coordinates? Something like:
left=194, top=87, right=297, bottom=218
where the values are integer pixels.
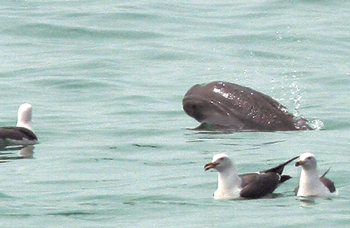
left=204, top=153, right=234, bottom=172
left=295, top=152, right=317, bottom=170
left=16, top=103, right=33, bottom=130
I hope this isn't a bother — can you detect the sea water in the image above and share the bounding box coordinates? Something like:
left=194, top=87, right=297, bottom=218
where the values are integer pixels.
left=0, top=0, right=349, bottom=227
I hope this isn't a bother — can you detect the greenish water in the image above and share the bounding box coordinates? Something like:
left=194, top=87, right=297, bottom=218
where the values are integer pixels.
left=0, top=0, right=350, bottom=227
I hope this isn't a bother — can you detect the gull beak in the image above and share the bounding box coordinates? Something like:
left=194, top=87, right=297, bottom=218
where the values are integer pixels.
left=204, top=162, right=217, bottom=171
left=295, top=160, right=304, bottom=167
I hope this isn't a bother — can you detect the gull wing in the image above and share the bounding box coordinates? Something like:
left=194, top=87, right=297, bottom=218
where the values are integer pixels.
left=320, top=168, right=336, bottom=193
left=260, top=156, right=299, bottom=175
left=239, top=173, right=280, bottom=199
left=0, top=127, right=37, bottom=141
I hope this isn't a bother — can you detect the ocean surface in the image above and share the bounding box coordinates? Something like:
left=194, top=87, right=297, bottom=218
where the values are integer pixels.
left=1, top=0, right=350, bottom=227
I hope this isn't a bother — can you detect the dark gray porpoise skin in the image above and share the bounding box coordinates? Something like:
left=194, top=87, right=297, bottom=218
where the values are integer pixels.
left=182, top=81, right=312, bottom=131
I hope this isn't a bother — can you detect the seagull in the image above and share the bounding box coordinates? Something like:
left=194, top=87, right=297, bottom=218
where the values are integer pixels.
left=204, top=153, right=298, bottom=199
left=0, top=103, right=38, bottom=148
left=295, top=152, right=336, bottom=197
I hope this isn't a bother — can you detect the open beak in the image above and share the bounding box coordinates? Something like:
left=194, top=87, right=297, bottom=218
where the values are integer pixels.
left=204, top=162, right=217, bottom=171
left=295, top=160, right=304, bottom=167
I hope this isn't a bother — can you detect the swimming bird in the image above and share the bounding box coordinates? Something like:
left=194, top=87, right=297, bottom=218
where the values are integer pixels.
left=0, top=103, right=38, bottom=148
left=204, top=154, right=298, bottom=199
left=295, top=152, right=336, bottom=197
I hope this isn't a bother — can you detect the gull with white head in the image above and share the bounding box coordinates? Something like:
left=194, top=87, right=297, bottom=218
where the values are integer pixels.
left=0, top=103, right=38, bottom=148
left=295, top=152, right=336, bottom=197
left=16, top=103, right=33, bottom=130
left=204, top=153, right=298, bottom=199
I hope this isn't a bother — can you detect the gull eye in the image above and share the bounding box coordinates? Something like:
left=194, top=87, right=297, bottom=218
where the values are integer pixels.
left=218, top=157, right=225, bottom=161
left=306, top=157, right=312, bottom=160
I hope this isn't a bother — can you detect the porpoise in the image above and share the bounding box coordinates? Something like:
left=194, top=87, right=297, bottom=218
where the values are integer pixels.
left=183, top=81, right=311, bottom=131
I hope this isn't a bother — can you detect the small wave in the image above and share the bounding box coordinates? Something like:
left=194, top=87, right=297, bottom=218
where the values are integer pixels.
left=5, top=22, right=165, bottom=40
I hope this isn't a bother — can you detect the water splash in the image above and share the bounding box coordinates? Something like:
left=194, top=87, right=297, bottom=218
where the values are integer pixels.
left=289, top=80, right=302, bottom=117
left=308, top=119, right=324, bottom=130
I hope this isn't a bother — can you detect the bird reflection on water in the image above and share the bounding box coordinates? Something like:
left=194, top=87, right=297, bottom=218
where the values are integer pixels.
left=0, top=145, right=35, bottom=161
